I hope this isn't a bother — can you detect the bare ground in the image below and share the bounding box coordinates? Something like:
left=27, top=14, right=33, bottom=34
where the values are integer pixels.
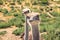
left=0, top=26, right=23, bottom=40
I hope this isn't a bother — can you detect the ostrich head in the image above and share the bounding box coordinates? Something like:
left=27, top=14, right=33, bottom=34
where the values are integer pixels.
left=27, top=12, right=40, bottom=22
left=22, top=8, right=40, bottom=22
left=22, top=8, right=31, bottom=15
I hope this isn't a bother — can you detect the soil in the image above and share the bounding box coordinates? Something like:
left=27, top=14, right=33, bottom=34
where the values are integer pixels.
left=0, top=26, right=22, bottom=40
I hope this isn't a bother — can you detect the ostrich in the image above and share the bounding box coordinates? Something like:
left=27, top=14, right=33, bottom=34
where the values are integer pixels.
left=21, top=8, right=40, bottom=40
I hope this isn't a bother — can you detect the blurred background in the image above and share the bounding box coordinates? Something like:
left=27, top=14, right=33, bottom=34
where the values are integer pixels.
left=0, top=0, right=60, bottom=40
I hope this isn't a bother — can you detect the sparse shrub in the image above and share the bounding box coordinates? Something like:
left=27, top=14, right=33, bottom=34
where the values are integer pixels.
left=17, top=0, right=24, bottom=4
left=0, top=0, right=3, bottom=5
left=0, top=31, right=7, bottom=35
left=4, top=12, right=12, bottom=16
left=2, top=9, right=8, bottom=15
left=0, top=22, right=11, bottom=28
left=40, top=0, right=49, bottom=6
left=8, top=16, right=24, bottom=28
left=12, top=0, right=16, bottom=2
left=13, top=17, right=24, bottom=27
left=41, top=28, right=60, bottom=40
left=10, top=2, right=15, bottom=5
left=12, top=27, right=24, bottom=35
left=31, top=8, right=40, bottom=12
left=40, top=14, right=60, bottom=40
left=32, top=0, right=38, bottom=5
left=50, top=12, right=60, bottom=17
left=10, top=8, right=16, bottom=13
left=0, top=8, right=12, bottom=16
left=25, top=3, right=30, bottom=6
left=13, top=13, right=19, bottom=17
left=0, top=8, right=3, bottom=12
left=10, top=6, right=14, bottom=9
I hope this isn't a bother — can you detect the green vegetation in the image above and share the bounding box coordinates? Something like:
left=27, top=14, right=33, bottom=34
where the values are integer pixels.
left=0, top=0, right=3, bottom=5
left=12, top=27, right=24, bottom=35
left=40, top=0, right=49, bottom=6
left=0, top=22, right=11, bottom=28
left=8, top=17, right=24, bottom=27
left=2, top=9, right=8, bottom=15
left=50, top=12, right=60, bottom=17
left=32, top=0, right=39, bottom=5
left=0, top=31, right=7, bottom=35
left=12, top=0, right=16, bottom=2
left=0, top=8, right=11, bottom=16
left=41, top=28, right=60, bottom=40
left=31, top=0, right=49, bottom=6
left=40, top=12, right=60, bottom=40
left=10, top=3, right=15, bottom=5
left=0, top=8, right=3, bottom=12
left=17, top=0, right=24, bottom=4
left=8, top=13, right=25, bottom=27
left=31, top=8, right=39, bottom=12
